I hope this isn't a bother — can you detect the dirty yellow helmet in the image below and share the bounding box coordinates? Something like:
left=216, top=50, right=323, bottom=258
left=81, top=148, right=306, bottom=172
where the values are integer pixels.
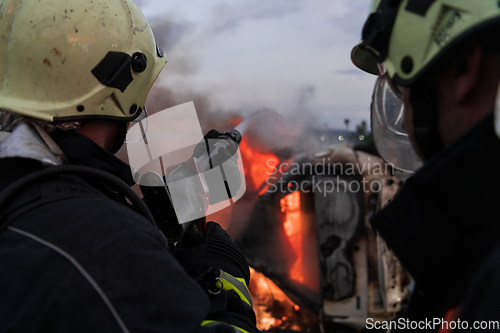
left=352, top=0, right=500, bottom=84
left=0, top=0, right=167, bottom=123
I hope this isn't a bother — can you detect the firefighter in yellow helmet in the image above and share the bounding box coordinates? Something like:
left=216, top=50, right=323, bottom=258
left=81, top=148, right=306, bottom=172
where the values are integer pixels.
left=0, top=0, right=257, bottom=332
left=352, top=0, right=500, bottom=327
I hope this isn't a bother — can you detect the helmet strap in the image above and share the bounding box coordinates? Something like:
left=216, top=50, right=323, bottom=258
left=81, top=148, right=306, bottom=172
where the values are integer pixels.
left=409, top=80, right=444, bottom=161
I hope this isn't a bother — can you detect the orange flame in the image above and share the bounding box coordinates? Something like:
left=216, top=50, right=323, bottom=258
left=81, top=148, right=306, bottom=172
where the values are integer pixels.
left=249, top=267, right=303, bottom=332
left=281, top=191, right=304, bottom=283
left=239, top=137, right=279, bottom=195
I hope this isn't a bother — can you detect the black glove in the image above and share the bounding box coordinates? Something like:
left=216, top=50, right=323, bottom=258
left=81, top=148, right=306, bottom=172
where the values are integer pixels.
left=173, top=222, right=257, bottom=333
left=172, top=221, right=250, bottom=285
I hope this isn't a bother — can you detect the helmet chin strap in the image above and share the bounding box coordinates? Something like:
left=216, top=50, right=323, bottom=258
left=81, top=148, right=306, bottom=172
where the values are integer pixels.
left=409, top=80, right=445, bottom=162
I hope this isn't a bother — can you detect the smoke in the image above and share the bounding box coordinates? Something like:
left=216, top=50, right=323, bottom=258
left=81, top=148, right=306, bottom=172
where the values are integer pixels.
left=210, top=3, right=240, bottom=34
left=237, top=109, right=298, bottom=158
left=292, top=85, right=319, bottom=127
left=143, top=6, right=331, bottom=154
left=149, top=15, right=199, bottom=76
left=145, top=15, right=227, bottom=133
left=209, top=1, right=303, bottom=34
left=128, top=4, right=345, bottom=240
left=297, top=85, right=315, bottom=108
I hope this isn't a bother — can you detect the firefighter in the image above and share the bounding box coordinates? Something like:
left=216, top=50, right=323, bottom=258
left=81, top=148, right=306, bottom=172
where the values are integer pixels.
left=0, top=0, right=256, bottom=332
left=352, top=0, right=500, bottom=327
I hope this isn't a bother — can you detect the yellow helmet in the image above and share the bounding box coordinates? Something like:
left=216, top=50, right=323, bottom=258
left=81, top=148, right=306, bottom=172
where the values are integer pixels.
left=352, top=0, right=500, bottom=84
left=351, top=0, right=500, bottom=171
left=0, top=0, right=167, bottom=123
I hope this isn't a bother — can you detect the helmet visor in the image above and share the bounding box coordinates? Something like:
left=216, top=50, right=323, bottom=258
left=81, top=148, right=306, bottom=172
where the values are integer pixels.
left=371, top=74, right=423, bottom=173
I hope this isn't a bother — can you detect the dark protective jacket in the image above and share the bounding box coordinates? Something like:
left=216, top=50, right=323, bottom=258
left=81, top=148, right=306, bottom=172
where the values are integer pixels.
left=0, top=133, right=253, bottom=333
left=371, top=114, right=500, bottom=330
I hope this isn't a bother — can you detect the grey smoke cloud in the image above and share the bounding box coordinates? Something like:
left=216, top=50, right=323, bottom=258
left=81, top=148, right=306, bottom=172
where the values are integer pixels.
left=209, top=1, right=304, bottom=33
left=138, top=0, right=375, bottom=134
left=150, top=17, right=194, bottom=53
left=149, top=16, right=199, bottom=76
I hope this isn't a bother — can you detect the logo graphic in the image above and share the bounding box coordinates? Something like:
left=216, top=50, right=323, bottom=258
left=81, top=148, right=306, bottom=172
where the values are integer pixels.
left=126, top=102, right=246, bottom=223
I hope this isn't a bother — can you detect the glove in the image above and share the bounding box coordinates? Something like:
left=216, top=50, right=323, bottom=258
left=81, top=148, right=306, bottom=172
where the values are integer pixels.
left=173, top=222, right=257, bottom=333
left=172, top=221, right=250, bottom=285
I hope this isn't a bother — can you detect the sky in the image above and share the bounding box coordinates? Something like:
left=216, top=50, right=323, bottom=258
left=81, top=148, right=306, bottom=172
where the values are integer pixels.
left=135, top=0, right=377, bottom=131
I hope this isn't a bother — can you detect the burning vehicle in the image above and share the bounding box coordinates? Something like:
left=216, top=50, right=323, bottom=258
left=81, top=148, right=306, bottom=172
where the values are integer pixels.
left=219, top=116, right=411, bottom=332
left=121, top=104, right=411, bottom=332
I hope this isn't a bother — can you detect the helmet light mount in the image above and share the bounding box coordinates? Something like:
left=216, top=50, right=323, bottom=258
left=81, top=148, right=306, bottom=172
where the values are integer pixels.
left=360, top=0, right=401, bottom=64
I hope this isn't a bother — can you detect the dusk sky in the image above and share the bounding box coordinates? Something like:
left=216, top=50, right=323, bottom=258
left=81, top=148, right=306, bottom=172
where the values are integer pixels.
left=136, top=0, right=376, bottom=130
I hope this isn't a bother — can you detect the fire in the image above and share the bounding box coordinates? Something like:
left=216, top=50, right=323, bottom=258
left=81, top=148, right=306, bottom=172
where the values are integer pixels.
left=281, top=192, right=304, bottom=284
left=249, top=267, right=303, bottom=332
left=239, top=137, right=279, bottom=195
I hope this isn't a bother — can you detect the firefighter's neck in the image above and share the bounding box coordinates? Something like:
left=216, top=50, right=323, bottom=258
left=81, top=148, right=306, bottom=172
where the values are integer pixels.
left=77, top=120, right=120, bottom=152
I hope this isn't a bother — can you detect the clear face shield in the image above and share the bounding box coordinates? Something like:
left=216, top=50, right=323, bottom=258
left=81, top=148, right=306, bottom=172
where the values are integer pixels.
left=371, top=67, right=423, bottom=173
